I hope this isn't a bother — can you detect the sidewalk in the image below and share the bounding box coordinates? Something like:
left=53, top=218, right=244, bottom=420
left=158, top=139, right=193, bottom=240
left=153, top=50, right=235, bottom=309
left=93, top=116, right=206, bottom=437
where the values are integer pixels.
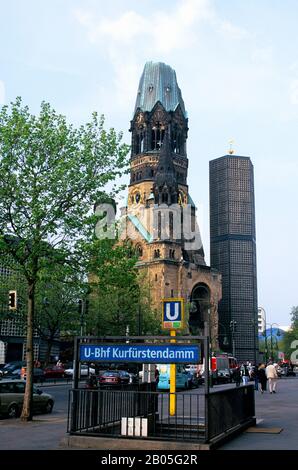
left=220, top=377, right=298, bottom=450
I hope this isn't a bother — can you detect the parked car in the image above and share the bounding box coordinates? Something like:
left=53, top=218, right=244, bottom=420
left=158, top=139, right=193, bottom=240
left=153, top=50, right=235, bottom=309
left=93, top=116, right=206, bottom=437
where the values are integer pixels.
left=186, top=371, right=199, bottom=388
left=98, top=370, right=130, bottom=388
left=127, top=371, right=139, bottom=384
left=0, top=361, right=26, bottom=377
left=277, top=364, right=296, bottom=377
left=64, top=364, right=95, bottom=378
left=216, top=368, right=232, bottom=384
left=5, top=367, right=45, bottom=383
left=43, top=365, right=66, bottom=379
left=0, top=379, right=54, bottom=418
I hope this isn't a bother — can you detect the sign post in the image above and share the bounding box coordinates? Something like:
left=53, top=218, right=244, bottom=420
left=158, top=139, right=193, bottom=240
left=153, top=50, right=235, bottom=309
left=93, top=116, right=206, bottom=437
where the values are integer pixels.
left=161, top=298, right=185, bottom=416
left=170, top=330, right=176, bottom=416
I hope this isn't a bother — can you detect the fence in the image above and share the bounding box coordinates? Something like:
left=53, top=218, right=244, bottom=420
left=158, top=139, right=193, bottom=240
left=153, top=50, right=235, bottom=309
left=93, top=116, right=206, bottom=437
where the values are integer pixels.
left=67, top=384, right=255, bottom=444
left=68, top=387, right=204, bottom=442
left=206, top=384, right=255, bottom=441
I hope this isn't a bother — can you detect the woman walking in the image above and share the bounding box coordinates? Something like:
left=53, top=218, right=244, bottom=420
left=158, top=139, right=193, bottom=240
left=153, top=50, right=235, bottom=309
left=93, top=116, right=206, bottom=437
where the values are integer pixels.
left=266, top=361, right=278, bottom=393
left=257, top=363, right=267, bottom=393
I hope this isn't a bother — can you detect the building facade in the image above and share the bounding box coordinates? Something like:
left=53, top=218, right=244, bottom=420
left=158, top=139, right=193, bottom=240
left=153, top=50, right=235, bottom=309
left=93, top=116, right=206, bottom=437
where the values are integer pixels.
left=258, top=307, right=266, bottom=333
left=121, top=62, right=221, bottom=343
left=209, top=154, right=258, bottom=362
left=0, top=252, right=59, bottom=364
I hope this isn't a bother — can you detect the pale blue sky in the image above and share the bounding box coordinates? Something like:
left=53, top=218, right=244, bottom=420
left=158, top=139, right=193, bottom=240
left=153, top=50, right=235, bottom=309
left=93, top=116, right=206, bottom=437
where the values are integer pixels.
left=1, top=0, right=297, bottom=326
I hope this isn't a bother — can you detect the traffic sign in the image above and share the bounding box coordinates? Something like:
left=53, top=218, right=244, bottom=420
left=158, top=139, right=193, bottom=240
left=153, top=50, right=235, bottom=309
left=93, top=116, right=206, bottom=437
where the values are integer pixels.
left=161, top=298, right=184, bottom=330
left=79, top=343, right=200, bottom=364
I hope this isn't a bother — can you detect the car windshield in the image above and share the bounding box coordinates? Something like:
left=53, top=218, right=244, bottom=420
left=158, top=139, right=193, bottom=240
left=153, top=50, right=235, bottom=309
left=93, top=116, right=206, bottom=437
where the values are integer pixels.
left=102, top=372, right=119, bottom=377
left=3, top=364, right=16, bottom=370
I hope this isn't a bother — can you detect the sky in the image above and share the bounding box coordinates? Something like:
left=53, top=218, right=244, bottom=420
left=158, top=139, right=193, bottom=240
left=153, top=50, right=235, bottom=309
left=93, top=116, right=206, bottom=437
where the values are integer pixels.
left=0, top=0, right=297, bottom=326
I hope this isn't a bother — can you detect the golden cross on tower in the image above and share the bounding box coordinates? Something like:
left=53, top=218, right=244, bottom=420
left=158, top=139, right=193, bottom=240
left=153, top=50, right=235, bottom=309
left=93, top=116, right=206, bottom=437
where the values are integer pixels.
left=228, top=139, right=235, bottom=154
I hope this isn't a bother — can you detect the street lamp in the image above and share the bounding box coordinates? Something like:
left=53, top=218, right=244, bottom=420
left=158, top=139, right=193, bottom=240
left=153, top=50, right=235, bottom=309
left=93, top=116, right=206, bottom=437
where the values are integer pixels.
left=230, top=320, right=237, bottom=358
left=217, top=322, right=229, bottom=350
left=250, top=319, right=258, bottom=366
left=266, top=323, right=281, bottom=362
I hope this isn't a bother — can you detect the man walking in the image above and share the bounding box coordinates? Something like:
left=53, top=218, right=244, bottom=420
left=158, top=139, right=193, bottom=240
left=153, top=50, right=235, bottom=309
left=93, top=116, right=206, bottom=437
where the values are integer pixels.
left=266, top=361, right=278, bottom=393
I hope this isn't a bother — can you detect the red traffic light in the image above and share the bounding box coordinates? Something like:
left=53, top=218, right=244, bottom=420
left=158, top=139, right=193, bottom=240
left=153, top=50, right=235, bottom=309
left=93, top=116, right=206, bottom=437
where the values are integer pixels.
left=9, top=290, right=17, bottom=310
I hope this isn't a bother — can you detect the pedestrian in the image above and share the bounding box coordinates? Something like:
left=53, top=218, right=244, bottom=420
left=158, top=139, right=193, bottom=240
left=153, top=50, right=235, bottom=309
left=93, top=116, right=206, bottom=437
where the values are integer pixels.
left=86, top=373, right=98, bottom=389
left=257, top=363, right=267, bottom=393
left=233, top=366, right=241, bottom=387
left=241, top=362, right=250, bottom=385
left=266, top=361, right=278, bottom=394
left=155, top=367, right=160, bottom=385
left=250, top=364, right=259, bottom=391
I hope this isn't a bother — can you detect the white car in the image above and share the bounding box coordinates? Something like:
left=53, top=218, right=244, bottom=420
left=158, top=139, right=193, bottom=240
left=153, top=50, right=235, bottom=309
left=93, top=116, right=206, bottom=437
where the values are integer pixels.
left=64, top=365, right=95, bottom=377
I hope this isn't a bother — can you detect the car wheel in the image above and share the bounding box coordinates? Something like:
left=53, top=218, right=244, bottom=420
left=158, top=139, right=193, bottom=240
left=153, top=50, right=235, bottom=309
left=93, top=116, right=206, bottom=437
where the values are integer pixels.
left=45, top=400, right=54, bottom=414
left=8, top=404, right=19, bottom=418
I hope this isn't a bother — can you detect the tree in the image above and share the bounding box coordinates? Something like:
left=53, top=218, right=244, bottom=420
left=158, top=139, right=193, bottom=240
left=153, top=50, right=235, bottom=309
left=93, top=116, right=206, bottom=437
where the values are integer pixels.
left=0, top=98, right=129, bottom=420
left=281, top=306, right=298, bottom=361
left=87, top=239, right=161, bottom=336
left=34, top=265, right=85, bottom=366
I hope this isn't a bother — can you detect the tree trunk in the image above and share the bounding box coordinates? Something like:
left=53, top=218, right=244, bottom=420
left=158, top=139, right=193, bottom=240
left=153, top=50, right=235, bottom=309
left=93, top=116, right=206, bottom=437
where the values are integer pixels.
left=44, top=339, right=54, bottom=367
left=21, top=280, right=35, bottom=421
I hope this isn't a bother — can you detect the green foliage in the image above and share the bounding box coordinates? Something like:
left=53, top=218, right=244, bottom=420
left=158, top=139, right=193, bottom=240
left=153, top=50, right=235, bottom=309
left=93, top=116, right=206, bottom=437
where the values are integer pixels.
left=0, top=98, right=129, bottom=419
left=87, top=239, right=161, bottom=336
left=33, top=265, right=86, bottom=363
left=0, top=98, right=130, bottom=279
left=281, top=306, right=298, bottom=360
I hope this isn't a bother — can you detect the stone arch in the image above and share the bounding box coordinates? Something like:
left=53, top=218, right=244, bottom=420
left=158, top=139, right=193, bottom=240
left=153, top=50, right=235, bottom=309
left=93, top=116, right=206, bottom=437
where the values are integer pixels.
left=189, top=283, right=211, bottom=334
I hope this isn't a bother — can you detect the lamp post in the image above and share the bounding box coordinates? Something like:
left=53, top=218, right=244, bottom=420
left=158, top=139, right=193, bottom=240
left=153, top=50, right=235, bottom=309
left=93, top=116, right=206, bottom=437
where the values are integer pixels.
left=250, top=319, right=258, bottom=366
left=78, top=299, right=89, bottom=337
left=266, top=323, right=281, bottom=362
left=230, top=320, right=237, bottom=358
left=217, top=322, right=229, bottom=351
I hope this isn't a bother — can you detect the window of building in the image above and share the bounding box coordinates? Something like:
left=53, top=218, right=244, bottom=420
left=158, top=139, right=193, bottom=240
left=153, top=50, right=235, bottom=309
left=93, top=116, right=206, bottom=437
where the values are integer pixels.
left=136, top=244, right=143, bottom=257
left=151, top=123, right=165, bottom=150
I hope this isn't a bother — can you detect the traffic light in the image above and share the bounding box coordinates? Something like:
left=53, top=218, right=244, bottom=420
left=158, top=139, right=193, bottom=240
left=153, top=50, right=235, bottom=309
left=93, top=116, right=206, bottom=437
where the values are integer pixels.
left=8, top=290, right=17, bottom=310
left=78, top=299, right=83, bottom=314
left=188, top=301, right=204, bottom=334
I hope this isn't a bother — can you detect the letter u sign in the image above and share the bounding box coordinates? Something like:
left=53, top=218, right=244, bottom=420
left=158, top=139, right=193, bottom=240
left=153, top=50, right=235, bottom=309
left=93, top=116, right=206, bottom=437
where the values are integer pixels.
left=165, top=302, right=180, bottom=321
left=162, top=298, right=184, bottom=330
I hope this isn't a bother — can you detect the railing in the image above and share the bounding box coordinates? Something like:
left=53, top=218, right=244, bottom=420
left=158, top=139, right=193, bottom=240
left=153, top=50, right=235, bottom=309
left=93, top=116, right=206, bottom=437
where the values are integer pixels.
left=205, top=384, right=255, bottom=441
left=67, top=387, right=204, bottom=442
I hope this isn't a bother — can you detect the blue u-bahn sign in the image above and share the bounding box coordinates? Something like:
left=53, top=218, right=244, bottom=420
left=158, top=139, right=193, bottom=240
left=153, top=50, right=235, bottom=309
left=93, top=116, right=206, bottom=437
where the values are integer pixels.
left=80, top=343, right=200, bottom=364
left=162, top=297, right=184, bottom=330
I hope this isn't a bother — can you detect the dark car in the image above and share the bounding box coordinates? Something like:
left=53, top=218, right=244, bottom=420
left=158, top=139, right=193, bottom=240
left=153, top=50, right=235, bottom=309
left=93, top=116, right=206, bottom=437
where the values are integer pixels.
left=0, top=361, right=26, bottom=377
left=187, top=371, right=199, bottom=388
left=216, top=368, right=232, bottom=384
left=98, top=370, right=130, bottom=388
left=6, top=367, right=45, bottom=383
left=278, top=365, right=296, bottom=377
left=43, top=366, right=65, bottom=379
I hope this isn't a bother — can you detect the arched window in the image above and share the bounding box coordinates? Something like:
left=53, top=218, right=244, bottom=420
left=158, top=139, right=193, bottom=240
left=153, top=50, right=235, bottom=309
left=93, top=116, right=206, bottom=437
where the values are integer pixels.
left=151, top=123, right=165, bottom=150
left=169, top=212, right=173, bottom=239
left=136, top=244, right=143, bottom=257
left=158, top=211, right=161, bottom=239
left=135, top=130, right=146, bottom=154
